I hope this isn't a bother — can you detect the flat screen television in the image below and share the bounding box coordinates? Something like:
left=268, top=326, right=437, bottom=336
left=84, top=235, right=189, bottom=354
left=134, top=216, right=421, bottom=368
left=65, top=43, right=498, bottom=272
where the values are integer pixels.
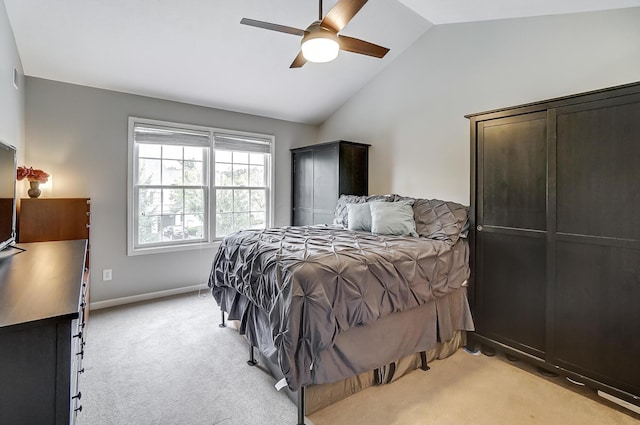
left=0, top=139, right=17, bottom=252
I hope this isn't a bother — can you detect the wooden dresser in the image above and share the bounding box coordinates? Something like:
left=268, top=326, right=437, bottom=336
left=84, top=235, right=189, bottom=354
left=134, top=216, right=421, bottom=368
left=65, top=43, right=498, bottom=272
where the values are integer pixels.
left=18, top=198, right=91, bottom=242
left=0, top=240, right=89, bottom=424
left=18, top=197, right=91, bottom=267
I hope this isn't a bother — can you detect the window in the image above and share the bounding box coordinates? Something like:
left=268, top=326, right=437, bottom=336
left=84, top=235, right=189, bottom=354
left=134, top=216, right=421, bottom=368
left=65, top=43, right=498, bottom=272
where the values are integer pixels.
left=213, top=133, right=271, bottom=238
left=128, top=118, right=273, bottom=255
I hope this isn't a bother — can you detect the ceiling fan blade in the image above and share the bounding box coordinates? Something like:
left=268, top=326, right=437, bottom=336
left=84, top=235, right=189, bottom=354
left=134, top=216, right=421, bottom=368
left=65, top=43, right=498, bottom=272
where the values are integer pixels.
left=321, top=0, right=368, bottom=33
left=240, top=18, right=306, bottom=37
left=338, top=35, right=389, bottom=58
left=290, top=51, right=307, bottom=68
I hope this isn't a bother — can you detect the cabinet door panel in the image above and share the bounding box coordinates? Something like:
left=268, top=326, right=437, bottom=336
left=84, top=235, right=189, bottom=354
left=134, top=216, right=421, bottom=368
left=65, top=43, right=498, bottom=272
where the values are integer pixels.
left=554, top=241, right=640, bottom=395
left=556, top=98, right=640, bottom=240
left=477, top=231, right=547, bottom=356
left=292, top=151, right=313, bottom=212
left=312, top=146, right=339, bottom=214
left=479, top=113, right=547, bottom=231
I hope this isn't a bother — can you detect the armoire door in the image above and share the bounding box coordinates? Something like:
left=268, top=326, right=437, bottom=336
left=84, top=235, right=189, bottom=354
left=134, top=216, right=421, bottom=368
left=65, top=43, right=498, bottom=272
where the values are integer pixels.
left=475, top=111, right=548, bottom=358
left=291, top=150, right=314, bottom=226
left=552, top=92, right=640, bottom=398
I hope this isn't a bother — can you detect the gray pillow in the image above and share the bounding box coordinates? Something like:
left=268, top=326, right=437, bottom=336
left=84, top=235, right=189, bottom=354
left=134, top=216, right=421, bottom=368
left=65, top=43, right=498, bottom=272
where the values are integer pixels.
left=333, top=194, right=394, bottom=228
left=412, top=198, right=469, bottom=243
left=369, top=201, right=417, bottom=237
left=347, top=203, right=372, bottom=231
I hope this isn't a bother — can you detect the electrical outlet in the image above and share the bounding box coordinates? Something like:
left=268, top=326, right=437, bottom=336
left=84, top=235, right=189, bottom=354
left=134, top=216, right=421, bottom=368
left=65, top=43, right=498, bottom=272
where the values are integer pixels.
left=102, top=269, right=112, bottom=281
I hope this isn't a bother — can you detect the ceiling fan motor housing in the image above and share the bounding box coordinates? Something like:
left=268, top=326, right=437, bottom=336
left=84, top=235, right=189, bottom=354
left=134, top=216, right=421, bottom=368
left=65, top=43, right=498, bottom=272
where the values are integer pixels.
left=301, top=21, right=340, bottom=63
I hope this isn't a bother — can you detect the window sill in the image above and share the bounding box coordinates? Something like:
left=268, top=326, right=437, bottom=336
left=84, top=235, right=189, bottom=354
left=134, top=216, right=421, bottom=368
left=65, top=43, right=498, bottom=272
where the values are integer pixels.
left=127, top=240, right=220, bottom=256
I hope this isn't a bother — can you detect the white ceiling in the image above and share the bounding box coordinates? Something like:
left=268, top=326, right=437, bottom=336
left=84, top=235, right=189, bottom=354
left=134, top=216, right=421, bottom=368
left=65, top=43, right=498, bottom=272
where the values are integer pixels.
left=4, top=0, right=640, bottom=125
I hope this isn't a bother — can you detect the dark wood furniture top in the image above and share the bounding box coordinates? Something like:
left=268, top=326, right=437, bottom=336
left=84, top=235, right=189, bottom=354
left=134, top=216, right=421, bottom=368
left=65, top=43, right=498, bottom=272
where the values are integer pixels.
left=0, top=239, right=88, bottom=425
left=0, top=239, right=87, bottom=330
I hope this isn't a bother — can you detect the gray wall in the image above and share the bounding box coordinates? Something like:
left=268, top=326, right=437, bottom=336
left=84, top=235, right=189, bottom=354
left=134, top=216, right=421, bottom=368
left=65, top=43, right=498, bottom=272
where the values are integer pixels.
left=0, top=1, right=24, bottom=160
left=25, top=78, right=317, bottom=302
left=318, top=8, right=640, bottom=205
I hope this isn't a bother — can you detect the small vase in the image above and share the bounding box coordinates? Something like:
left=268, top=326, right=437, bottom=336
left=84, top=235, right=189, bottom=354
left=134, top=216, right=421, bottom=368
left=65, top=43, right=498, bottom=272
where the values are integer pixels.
left=28, top=180, right=41, bottom=198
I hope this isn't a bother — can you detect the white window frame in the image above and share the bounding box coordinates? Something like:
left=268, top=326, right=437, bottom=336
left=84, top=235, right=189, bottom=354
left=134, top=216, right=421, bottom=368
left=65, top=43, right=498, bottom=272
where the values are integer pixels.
left=127, top=117, right=274, bottom=256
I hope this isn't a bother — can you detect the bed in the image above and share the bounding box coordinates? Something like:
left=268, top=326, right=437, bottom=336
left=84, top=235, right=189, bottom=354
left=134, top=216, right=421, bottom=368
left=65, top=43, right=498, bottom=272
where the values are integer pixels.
left=208, top=194, right=474, bottom=423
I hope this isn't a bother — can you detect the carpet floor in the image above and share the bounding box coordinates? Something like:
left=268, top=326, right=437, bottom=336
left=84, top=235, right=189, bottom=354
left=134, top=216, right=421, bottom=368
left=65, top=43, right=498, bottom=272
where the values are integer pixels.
left=78, top=292, right=639, bottom=425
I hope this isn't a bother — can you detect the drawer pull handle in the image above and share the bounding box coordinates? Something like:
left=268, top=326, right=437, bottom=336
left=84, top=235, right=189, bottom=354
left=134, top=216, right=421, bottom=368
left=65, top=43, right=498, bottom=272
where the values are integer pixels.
left=73, top=392, right=82, bottom=400
left=73, top=331, right=83, bottom=339
left=78, top=368, right=85, bottom=374
left=477, top=225, right=483, bottom=231
left=77, top=349, right=84, bottom=358
left=75, top=405, right=83, bottom=415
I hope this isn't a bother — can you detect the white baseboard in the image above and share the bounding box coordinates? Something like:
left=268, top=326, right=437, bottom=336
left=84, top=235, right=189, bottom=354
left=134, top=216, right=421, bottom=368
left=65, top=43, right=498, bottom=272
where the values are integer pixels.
left=90, top=284, right=207, bottom=310
left=597, top=390, right=640, bottom=415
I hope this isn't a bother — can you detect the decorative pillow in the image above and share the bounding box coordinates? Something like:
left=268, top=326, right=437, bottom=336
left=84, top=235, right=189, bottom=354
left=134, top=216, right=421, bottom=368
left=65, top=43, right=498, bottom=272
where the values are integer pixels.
left=347, top=203, right=372, bottom=231
left=333, top=194, right=393, bottom=228
left=412, top=198, right=469, bottom=243
left=369, top=201, right=418, bottom=237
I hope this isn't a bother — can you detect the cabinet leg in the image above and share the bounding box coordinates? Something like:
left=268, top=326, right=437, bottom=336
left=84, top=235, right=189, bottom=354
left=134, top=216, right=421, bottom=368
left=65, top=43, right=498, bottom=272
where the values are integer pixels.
left=480, top=345, right=496, bottom=357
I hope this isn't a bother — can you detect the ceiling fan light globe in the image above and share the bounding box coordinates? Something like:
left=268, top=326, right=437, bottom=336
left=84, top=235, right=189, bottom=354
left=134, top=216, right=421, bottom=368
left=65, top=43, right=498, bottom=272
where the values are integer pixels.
left=301, top=24, right=340, bottom=63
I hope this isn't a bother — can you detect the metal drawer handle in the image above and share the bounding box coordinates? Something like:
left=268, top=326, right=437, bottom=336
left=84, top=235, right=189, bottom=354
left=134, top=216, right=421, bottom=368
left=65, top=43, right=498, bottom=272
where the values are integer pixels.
left=477, top=225, right=483, bottom=231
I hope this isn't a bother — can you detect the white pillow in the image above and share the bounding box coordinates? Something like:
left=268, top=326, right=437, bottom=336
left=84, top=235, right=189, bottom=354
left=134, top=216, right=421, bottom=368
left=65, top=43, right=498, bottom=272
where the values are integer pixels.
left=347, top=203, right=372, bottom=231
left=369, top=201, right=417, bottom=237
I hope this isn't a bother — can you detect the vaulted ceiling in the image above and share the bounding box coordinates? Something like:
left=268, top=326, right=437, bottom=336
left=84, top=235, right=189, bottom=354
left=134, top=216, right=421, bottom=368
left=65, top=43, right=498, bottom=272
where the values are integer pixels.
left=5, top=0, right=639, bottom=124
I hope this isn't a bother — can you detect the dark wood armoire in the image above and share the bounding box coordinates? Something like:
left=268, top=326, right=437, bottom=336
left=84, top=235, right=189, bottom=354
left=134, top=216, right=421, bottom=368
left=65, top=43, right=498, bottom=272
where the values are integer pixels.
left=468, top=82, right=640, bottom=408
left=291, top=140, right=369, bottom=226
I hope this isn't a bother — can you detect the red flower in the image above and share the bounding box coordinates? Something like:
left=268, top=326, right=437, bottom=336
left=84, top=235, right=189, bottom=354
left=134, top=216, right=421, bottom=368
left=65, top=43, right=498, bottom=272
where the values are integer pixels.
left=17, top=166, right=49, bottom=183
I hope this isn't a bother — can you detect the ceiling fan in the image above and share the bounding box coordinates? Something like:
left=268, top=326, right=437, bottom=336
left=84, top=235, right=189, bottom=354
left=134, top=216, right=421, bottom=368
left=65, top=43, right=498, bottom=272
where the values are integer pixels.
left=240, top=0, right=390, bottom=68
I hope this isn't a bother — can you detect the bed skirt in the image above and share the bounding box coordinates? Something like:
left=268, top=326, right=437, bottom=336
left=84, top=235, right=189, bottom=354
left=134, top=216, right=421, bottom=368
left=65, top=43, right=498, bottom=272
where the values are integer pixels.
left=218, top=285, right=474, bottom=414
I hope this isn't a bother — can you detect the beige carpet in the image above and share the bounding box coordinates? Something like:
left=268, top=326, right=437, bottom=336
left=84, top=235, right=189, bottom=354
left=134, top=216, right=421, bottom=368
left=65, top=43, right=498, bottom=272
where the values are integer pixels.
left=80, top=293, right=638, bottom=425
left=309, top=348, right=639, bottom=425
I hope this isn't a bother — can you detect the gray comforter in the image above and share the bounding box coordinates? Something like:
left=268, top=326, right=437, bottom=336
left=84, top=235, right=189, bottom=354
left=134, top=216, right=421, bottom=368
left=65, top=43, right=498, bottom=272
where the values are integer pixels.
left=209, top=225, right=469, bottom=390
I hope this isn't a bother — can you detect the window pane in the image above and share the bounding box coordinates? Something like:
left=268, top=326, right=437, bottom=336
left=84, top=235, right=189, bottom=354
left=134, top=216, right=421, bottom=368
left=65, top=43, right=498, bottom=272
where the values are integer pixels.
left=163, top=145, right=183, bottom=160
left=139, top=158, right=161, bottom=185
left=216, top=189, right=233, bottom=213
left=139, top=144, right=161, bottom=159
left=233, top=151, right=249, bottom=164
left=215, top=162, right=232, bottom=186
left=139, top=188, right=161, bottom=216
left=233, top=163, right=248, bottom=186
left=162, top=159, right=183, bottom=185
left=163, top=188, right=183, bottom=214
left=249, top=153, right=264, bottom=165
left=216, top=213, right=233, bottom=238
left=234, top=189, right=250, bottom=212
left=185, top=189, right=204, bottom=214
left=138, top=215, right=161, bottom=244
left=234, top=212, right=250, bottom=231
left=249, top=165, right=264, bottom=187
left=185, top=214, right=204, bottom=239
left=184, top=146, right=203, bottom=161
left=216, top=150, right=232, bottom=162
left=250, top=212, right=265, bottom=229
left=184, top=160, right=203, bottom=185
left=250, top=190, right=265, bottom=211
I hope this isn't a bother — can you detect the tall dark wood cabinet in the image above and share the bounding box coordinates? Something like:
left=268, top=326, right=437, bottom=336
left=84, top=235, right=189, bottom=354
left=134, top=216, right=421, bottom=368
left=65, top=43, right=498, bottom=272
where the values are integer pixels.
left=468, top=82, right=640, bottom=407
left=291, top=141, right=369, bottom=226
left=0, top=240, right=89, bottom=424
